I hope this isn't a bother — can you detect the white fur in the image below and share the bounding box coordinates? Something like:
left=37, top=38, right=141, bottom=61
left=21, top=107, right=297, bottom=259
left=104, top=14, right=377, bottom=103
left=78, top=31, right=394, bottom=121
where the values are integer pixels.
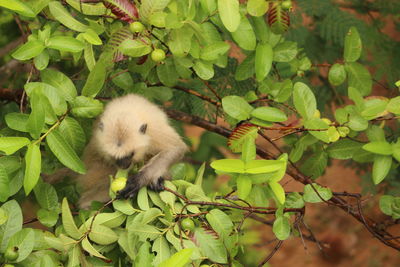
left=77, top=94, right=187, bottom=208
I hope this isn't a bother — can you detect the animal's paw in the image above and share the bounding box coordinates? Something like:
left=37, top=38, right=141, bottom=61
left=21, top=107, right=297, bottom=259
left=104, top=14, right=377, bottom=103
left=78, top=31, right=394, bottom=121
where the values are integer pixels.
left=116, top=173, right=141, bottom=199
left=148, top=177, right=165, bottom=192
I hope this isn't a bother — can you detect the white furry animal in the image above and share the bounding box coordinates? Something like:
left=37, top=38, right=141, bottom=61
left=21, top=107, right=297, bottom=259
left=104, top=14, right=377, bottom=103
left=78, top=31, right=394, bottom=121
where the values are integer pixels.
left=76, top=94, right=187, bottom=208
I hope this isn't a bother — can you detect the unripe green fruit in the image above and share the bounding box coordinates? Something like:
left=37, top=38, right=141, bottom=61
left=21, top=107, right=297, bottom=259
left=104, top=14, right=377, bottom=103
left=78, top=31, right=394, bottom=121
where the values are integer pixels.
left=151, top=49, right=166, bottom=62
left=129, top=22, right=145, bottom=33
left=4, top=247, right=19, bottom=261
left=281, top=0, right=293, bottom=10
left=111, top=177, right=127, bottom=192
left=181, top=218, right=195, bottom=231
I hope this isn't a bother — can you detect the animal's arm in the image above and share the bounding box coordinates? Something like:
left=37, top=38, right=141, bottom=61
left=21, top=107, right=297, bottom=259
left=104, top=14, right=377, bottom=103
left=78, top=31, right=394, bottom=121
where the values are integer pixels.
left=118, top=135, right=187, bottom=198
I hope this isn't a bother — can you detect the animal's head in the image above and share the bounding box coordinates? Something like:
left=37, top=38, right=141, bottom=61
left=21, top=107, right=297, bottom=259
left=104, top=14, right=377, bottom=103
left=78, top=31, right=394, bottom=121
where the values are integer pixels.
left=93, top=106, right=151, bottom=169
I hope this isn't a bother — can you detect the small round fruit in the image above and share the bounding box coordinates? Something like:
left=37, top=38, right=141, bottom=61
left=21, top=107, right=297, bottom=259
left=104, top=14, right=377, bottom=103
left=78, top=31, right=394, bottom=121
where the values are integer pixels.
left=281, top=0, right=293, bottom=10
left=129, top=21, right=145, bottom=33
left=4, top=247, right=19, bottom=261
left=151, top=49, right=166, bottom=62
left=181, top=218, right=195, bottom=231
left=111, top=177, right=127, bottom=192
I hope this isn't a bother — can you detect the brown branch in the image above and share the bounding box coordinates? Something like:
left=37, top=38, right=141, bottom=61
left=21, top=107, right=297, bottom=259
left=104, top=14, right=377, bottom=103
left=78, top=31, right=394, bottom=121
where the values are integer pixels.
left=258, top=240, right=284, bottom=266
left=170, top=85, right=220, bottom=106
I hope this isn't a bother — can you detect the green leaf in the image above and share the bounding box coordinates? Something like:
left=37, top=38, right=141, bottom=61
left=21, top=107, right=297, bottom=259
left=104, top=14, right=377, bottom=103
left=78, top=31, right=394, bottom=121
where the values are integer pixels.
left=231, top=16, right=256, bottom=51
left=273, top=41, right=297, bottom=62
left=59, top=117, right=86, bottom=154
left=348, top=86, right=364, bottom=108
left=46, top=129, right=86, bottom=174
left=47, top=36, right=84, bottom=53
left=211, top=159, right=245, bottom=173
left=0, top=137, right=30, bottom=155
left=273, top=216, right=290, bottom=240
left=361, top=99, right=388, bottom=119
left=194, top=228, right=227, bottom=263
left=158, top=248, right=193, bottom=267
left=0, top=0, right=35, bottom=17
left=119, top=39, right=152, bottom=57
left=128, top=222, right=161, bottom=241
left=41, top=69, right=77, bottom=101
left=245, top=159, right=284, bottom=174
left=113, top=199, right=138, bottom=215
left=293, top=82, right=317, bottom=120
left=255, top=43, right=273, bottom=81
left=363, top=141, right=392, bottom=156
left=303, top=184, right=333, bottom=203
left=6, top=228, right=35, bottom=262
left=372, top=155, right=392, bottom=184
left=344, top=27, right=362, bottom=62
left=37, top=209, right=59, bottom=227
left=135, top=241, right=154, bottom=266
left=81, top=29, right=102, bottom=45
left=0, top=200, right=22, bottom=252
left=88, top=224, right=118, bottom=245
left=0, top=166, right=9, bottom=202
left=269, top=181, right=285, bottom=204
left=49, top=2, right=88, bottom=32
left=218, top=0, right=240, bottom=32
left=65, top=0, right=107, bottom=16
left=303, top=118, right=330, bottom=143
left=5, top=113, right=29, bottom=132
left=157, top=58, right=179, bottom=86
left=201, top=41, right=230, bottom=61
left=185, top=185, right=210, bottom=202
left=152, top=236, right=171, bottom=266
left=348, top=113, right=368, bottom=131
left=140, top=0, right=170, bottom=23
left=168, top=27, right=193, bottom=57
left=251, top=107, right=287, bottom=122
left=222, top=96, right=253, bottom=121
left=12, top=40, right=45, bottom=61
left=345, top=62, right=372, bottom=96
left=193, top=60, right=214, bottom=80
left=387, top=96, right=400, bottom=114
left=34, top=50, right=50, bottom=70
left=327, top=139, right=363, bottom=159
left=247, top=0, right=269, bottom=16
left=285, top=192, right=305, bottom=209
left=23, top=143, right=41, bottom=195
left=328, top=64, right=347, bottom=86
left=33, top=182, right=58, bottom=210
left=205, top=209, right=233, bottom=239
left=236, top=174, right=252, bottom=199
left=234, top=53, right=255, bottom=81
left=81, top=60, right=107, bottom=97
left=137, top=187, right=150, bottom=210
left=62, top=198, right=82, bottom=240
left=300, top=150, right=328, bottom=179
left=379, top=195, right=394, bottom=216
left=70, top=96, right=104, bottom=118
left=82, top=236, right=108, bottom=260
left=241, top=136, right=256, bottom=163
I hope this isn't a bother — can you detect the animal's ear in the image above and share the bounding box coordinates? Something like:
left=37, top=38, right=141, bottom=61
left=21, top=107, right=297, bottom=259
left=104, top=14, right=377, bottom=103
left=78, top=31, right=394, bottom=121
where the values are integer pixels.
left=139, top=123, right=147, bottom=134
left=98, top=121, right=104, bottom=131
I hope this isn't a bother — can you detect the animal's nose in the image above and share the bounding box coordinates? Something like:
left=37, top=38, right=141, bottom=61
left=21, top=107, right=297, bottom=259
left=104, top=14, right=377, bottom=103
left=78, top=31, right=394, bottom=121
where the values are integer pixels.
left=116, top=154, right=133, bottom=169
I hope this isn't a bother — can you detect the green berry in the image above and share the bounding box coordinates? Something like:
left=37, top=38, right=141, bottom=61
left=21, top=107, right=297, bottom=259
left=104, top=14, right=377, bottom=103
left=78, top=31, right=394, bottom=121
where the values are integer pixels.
left=151, top=49, right=166, bottom=62
left=4, top=247, right=19, bottom=261
left=281, top=0, right=292, bottom=10
left=129, top=22, right=145, bottom=33
left=181, top=218, right=195, bottom=231
left=111, top=177, right=127, bottom=192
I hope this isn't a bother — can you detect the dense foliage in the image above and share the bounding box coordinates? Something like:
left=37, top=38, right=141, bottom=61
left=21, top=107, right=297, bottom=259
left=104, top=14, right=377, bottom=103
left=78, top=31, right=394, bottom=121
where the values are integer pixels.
left=0, top=0, right=399, bottom=266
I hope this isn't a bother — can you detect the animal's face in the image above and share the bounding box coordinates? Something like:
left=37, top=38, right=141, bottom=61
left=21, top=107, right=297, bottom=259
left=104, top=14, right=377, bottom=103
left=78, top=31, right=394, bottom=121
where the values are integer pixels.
left=94, top=117, right=150, bottom=169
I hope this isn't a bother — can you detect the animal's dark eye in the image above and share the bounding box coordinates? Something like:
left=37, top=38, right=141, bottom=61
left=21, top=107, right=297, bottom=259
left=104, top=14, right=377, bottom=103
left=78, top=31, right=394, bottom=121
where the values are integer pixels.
left=139, top=123, right=147, bottom=134
left=98, top=122, right=104, bottom=131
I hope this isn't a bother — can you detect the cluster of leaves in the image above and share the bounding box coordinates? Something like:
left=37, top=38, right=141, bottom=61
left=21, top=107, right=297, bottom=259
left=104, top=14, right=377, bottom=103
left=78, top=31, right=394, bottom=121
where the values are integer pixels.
left=0, top=0, right=399, bottom=266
